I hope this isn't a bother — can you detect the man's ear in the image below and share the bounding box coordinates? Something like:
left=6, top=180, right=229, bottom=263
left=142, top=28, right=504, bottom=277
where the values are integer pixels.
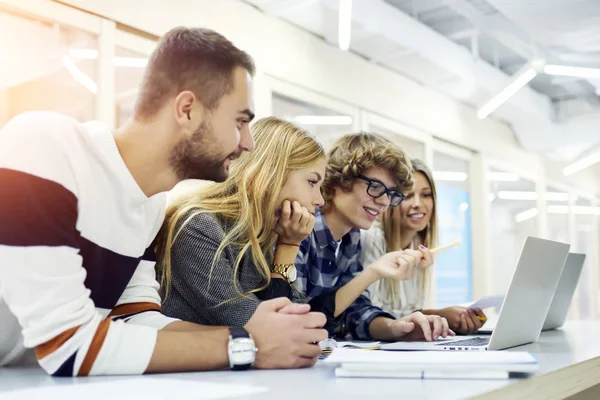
left=173, top=91, right=205, bottom=129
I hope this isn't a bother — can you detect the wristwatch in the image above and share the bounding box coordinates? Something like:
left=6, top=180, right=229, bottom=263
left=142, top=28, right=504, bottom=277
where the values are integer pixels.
left=228, top=327, right=257, bottom=370
left=272, top=263, right=297, bottom=283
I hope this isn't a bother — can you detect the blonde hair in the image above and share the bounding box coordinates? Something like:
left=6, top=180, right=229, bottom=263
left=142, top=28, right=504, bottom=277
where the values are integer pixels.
left=321, top=133, right=414, bottom=213
left=155, top=117, right=325, bottom=300
left=379, top=158, right=438, bottom=306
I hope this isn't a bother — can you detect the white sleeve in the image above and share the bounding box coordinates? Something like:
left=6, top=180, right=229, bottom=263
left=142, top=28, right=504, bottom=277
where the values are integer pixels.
left=0, top=112, right=158, bottom=376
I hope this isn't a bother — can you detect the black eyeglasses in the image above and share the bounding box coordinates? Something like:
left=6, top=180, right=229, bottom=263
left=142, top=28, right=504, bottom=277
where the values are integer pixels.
left=357, top=175, right=405, bottom=207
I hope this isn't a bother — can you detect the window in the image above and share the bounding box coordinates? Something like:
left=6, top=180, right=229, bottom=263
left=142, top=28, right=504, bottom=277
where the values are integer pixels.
left=432, top=151, right=472, bottom=307
left=271, top=93, right=353, bottom=150
left=488, top=168, right=537, bottom=295
left=0, top=9, right=97, bottom=127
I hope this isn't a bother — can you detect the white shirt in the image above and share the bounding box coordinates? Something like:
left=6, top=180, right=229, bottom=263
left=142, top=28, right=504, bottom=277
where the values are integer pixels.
left=0, top=112, right=178, bottom=376
left=360, top=221, right=427, bottom=317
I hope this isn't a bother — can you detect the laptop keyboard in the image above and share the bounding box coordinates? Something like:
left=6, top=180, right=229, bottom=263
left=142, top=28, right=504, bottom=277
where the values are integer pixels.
left=434, top=337, right=490, bottom=347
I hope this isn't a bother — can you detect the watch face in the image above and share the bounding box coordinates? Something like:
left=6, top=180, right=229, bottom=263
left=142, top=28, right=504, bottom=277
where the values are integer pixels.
left=228, top=338, right=256, bottom=366
left=288, top=265, right=297, bottom=283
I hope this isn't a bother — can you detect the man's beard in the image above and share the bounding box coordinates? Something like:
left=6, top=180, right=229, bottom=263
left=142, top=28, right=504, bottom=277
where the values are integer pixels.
left=169, top=121, right=240, bottom=182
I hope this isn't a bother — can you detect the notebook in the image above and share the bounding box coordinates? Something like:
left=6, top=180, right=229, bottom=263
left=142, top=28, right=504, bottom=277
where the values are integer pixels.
left=325, top=348, right=539, bottom=380
left=319, top=339, right=380, bottom=354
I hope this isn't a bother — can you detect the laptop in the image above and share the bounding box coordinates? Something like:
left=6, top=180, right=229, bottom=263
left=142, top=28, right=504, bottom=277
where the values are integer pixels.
left=478, top=252, right=585, bottom=334
left=542, top=253, right=586, bottom=331
left=381, top=237, right=570, bottom=351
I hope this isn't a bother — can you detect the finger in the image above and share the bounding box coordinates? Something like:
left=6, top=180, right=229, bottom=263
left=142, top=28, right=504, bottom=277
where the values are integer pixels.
left=472, top=308, right=487, bottom=321
left=398, top=254, right=417, bottom=269
left=468, top=309, right=482, bottom=331
left=280, top=200, right=292, bottom=221
left=429, top=315, right=443, bottom=340
left=418, top=244, right=434, bottom=266
left=291, top=201, right=303, bottom=223
left=463, top=311, right=475, bottom=333
left=305, top=213, right=316, bottom=231
left=441, top=317, right=450, bottom=338
left=301, top=328, right=328, bottom=344
left=263, top=297, right=293, bottom=312
left=300, top=312, right=327, bottom=329
left=295, top=355, right=319, bottom=369
left=300, top=207, right=311, bottom=227
left=411, top=312, right=432, bottom=341
left=278, top=302, right=311, bottom=315
left=460, top=313, right=469, bottom=333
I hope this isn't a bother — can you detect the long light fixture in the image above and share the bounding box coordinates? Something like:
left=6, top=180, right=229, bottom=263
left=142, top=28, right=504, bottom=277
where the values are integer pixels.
left=61, top=56, right=97, bottom=94
left=547, top=205, right=600, bottom=215
left=433, top=171, right=468, bottom=182
left=338, top=0, right=352, bottom=51
left=69, top=49, right=148, bottom=68
left=477, top=64, right=538, bottom=119
left=515, top=207, right=538, bottom=222
left=563, top=149, right=600, bottom=176
left=294, top=115, right=353, bottom=125
left=497, top=191, right=569, bottom=201
left=544, top=64, right=600, bottom=80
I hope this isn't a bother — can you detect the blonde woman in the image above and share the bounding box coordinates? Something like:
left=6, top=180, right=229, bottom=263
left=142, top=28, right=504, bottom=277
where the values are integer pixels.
left=155, top=117, right=415, bottom=335
left=361, top=158, right=487, bottom=334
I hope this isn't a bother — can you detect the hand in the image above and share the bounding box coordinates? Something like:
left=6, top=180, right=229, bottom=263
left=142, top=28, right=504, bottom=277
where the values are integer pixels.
left=274, top=200, right=315, bottom=245
left=244, top=298, right=327, bottom=369
left=435, top=306, right=487, bottom=334
left=388, top=312, right=455, bottom=341
left=368, top=245, right=434, bottom=281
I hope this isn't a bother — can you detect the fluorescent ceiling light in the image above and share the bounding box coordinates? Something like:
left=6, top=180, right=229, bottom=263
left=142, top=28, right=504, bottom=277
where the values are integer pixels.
left=544, top=64, right=600, bottom=80
left=487, top=172, right=519, bottom=182
left=338, top=0, right=352, bottom=51
left=515, top=207, right=538, bottom=223
left=477, top=65, right=537, bottom=119
left=563, top=150, right=600, bottom=176
left=433, top=171, right=468, bottom=181
left=547, top=205, right=600, bottom=215
left=61, top=56, right=97, bottom=94
left=294, top=115, right=353, bottom=125
left=497, top=191, right=569, bottom=201
left=69, top=49, right=148, bottom=68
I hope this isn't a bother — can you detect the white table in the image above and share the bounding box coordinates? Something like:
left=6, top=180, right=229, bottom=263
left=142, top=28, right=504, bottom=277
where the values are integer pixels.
left=1, top=321, right=599, bottom=400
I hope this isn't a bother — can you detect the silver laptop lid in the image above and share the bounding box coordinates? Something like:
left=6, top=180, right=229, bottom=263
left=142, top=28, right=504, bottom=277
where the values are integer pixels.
left=488, top=237, right=570, bottom=350
left=542, top=253, right=586, bottom=331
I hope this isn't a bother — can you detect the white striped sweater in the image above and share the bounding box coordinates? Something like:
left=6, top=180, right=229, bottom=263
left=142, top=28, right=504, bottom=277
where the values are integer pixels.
left=0, top=112, right=178, bottom=376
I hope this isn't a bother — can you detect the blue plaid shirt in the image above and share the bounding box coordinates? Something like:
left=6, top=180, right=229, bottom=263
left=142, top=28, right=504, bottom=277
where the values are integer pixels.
left=294, top=210, right=395, bottom=340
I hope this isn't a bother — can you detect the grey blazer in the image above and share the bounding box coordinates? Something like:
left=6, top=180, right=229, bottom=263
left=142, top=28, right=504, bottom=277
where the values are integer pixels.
left=160, top=212, right=302, bottom=326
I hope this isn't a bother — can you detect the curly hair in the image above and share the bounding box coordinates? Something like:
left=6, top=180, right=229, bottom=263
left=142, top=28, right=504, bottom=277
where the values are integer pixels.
left=321, top=133, right=414, bottom=212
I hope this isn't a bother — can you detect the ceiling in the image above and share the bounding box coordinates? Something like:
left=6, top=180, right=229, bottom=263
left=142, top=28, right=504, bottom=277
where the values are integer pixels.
left=243, top=0, right=600, bottom=177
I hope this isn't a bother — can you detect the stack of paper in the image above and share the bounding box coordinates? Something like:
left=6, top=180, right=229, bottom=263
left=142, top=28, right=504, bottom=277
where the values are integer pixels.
left=325, top=348, right=538, bottom=380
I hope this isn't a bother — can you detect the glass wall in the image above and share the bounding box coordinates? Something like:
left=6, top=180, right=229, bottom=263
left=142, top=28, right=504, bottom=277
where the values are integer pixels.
left=574, top=197, right=596, bottom=319
left=115, top=46, right=149, bottom=126
left=0, top=9, right=97, bottom=127
left=432, top=151, right=473, bottom=307
left=271, top=93, right=353, bottom=150
left=369, top=125, right=426, bottom=161
left=546, top=185, right=570, bottom=243
left=488, top=168, right=537, bottom=295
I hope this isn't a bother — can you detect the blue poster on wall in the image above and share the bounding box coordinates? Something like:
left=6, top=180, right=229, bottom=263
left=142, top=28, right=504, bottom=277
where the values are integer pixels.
left=434, top=185, right=473, bottom=307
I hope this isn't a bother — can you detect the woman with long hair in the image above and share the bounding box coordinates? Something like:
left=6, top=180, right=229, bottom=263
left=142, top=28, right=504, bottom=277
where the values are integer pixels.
left=361, top=158, right=486, bottom=334
left=155, top=117, right=420, bottom=334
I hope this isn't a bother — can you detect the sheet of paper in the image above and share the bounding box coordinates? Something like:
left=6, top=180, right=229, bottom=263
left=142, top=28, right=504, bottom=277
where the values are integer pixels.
left=324, top=348, right=537, bottom=365
left=1, top=377, right=269, bottom=400
left=469, top=294, right=505, bottom=310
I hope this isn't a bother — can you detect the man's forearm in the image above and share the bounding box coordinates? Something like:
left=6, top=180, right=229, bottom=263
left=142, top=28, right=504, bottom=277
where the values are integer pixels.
left=146, top=328, right=230, bottom=373
left=162, top=320, right=228, bottom=332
